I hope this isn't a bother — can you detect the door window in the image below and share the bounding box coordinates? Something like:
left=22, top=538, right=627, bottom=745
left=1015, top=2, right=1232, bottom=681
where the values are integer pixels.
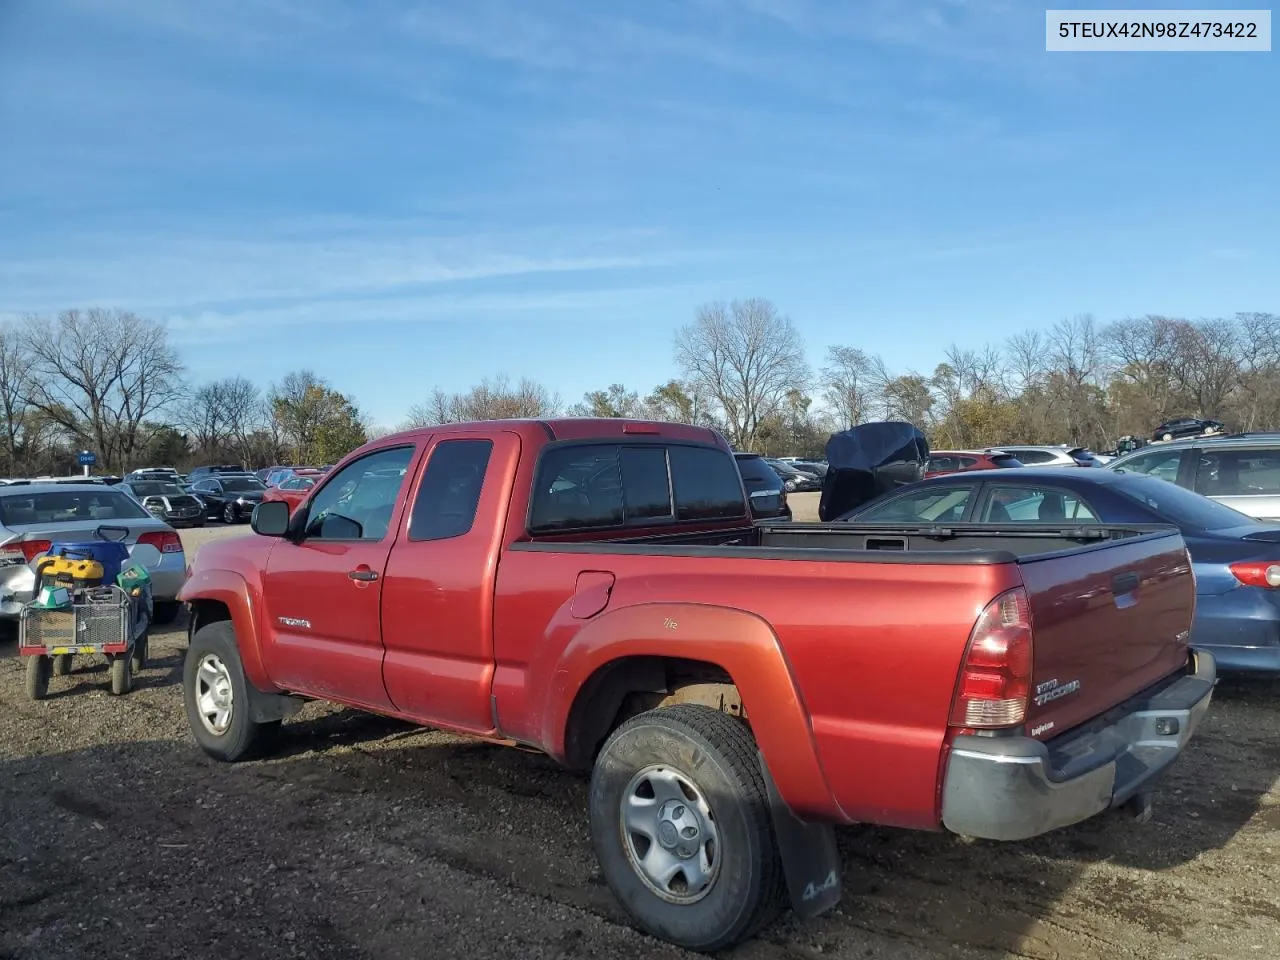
left=304, top=446, right=415, bottom=541
left=982, top=485, right=1099, bottom=523
left=1115, top=448, right=1184, bottom=483
left=408, top=440, right=493, bottom=541
left=855, top=485, right=975, bottom=523
left=1195, top=449, right=1280, bottom=496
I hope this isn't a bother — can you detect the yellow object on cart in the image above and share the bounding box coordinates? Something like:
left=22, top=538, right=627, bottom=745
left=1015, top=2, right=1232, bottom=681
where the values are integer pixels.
left=34, top=553, right=106, bottom=586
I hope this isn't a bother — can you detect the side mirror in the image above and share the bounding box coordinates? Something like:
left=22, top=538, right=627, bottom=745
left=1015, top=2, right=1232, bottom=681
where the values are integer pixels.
left=252, top=500, right=291, bottom=537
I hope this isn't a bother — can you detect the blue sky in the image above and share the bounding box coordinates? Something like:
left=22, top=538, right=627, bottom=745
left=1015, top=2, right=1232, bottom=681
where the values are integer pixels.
left=2, top=0, right=1276, bottom=427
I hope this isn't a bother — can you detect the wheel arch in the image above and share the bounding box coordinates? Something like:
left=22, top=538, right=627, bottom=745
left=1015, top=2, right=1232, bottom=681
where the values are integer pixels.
left=543, top=601, right=838, bottom=821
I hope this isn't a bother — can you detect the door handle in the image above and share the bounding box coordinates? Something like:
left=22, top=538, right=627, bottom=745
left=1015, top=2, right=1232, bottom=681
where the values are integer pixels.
left=348, top=567, right=378, bottom=582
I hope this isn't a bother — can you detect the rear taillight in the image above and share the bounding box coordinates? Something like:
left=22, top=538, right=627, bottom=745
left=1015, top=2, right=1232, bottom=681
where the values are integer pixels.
left=948, top=587, right=1033, bottom=729
left=20, top=539, right=52, bottom=562
left=138, top=530, right=183, bottom=555
left=0, top=539, right=52, bottom=564
left=1229, top=561, right=1280, bottom=589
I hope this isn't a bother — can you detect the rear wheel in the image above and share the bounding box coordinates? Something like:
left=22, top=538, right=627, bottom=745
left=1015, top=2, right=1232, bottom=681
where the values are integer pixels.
left=1162, top=432, right=1174, bottom=442
left=589, top=704, right=785, bottom=952
left=52, top=653, right=73, bottom=676
left=26, top=655, right=51, bottom=700
left=183, top=621, right=281, bottom=761
left=131, top=634, right=149, bottom=673
left=110, top=654, right=133, bottom=695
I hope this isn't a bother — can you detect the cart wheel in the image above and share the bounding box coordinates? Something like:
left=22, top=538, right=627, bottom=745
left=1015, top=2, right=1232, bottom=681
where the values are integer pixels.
left=26, top=656, right=52, bottom=700
left=132, top=634, right=149, bottom=673
left=110, top=654, right=134, bottom=696
left=52, top=653, right=73, bottom=676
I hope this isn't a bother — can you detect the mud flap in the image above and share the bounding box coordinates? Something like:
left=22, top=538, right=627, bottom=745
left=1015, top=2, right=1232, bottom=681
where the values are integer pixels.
left=758, top=753, right=842, bottom=919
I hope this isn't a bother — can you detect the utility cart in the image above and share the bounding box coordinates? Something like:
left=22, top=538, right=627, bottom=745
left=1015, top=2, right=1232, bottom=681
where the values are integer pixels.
left=17, top=528, right=155, bottom=700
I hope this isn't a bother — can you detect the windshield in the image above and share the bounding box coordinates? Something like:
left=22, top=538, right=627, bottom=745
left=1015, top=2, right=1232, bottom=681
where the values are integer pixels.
left=1114, top=474, right=1255, bottom=530
left=131, top=482, right=184, bottom=496
left=222, top=478, right=266, bottom=492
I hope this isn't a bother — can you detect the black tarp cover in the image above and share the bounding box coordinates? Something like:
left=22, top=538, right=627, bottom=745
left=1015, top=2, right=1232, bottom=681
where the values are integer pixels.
left=817, top=422, right=929, bottom=521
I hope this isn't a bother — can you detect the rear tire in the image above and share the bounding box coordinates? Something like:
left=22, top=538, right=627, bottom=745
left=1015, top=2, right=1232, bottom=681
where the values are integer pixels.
left=110, top=654, right=133, bottom=695
left=183, top=621, right=281, bottom=762
left=152, top=601, right=182, bottom=626
left=1162, top=432, right=1173, bottom=442
left=52, top=653, right=73, bottom=676
left=131, top=634, right=149, bottom=673
left=589, top=704, right=785, bottom=952
left=26, top=656, right=51, bottom=700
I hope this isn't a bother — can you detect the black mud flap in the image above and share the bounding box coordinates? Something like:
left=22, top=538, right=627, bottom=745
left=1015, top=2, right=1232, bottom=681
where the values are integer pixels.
left=758, top=753, right=842, bottom=919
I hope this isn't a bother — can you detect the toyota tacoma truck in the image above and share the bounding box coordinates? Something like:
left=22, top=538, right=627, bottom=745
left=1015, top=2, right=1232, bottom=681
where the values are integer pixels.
left=179, top=418, right=1216, bottom=952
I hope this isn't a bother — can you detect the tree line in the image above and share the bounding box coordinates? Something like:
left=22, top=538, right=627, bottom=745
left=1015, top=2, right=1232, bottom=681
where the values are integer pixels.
left=1, top=309, right=368, bottom=475
left=7, top=302, right=1276, bottom=475
left=409, top=299, right=1280, bottom=458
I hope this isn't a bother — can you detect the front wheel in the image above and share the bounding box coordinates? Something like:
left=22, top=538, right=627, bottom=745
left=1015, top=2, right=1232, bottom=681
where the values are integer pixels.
left=222, top=503, right=238, bottom=524
left=183, top=621, right=281, bottom=761
left=1162, top=432, right=1174, bottom=442
left=52, top=653, right=73, bottom=676
left=589, top=704, right=785, bottom=952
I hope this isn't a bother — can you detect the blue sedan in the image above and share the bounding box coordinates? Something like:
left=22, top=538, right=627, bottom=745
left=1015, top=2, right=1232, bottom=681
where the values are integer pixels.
left=838, top=467, right=1280, bottom=674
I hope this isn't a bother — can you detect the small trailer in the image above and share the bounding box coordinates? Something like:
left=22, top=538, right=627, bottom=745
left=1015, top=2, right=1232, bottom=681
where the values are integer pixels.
left=17, top=528, right=156, bottom=700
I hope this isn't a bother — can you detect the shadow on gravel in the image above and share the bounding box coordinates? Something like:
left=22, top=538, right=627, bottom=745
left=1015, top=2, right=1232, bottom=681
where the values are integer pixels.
left=3, top=685, right=1277, bottom=960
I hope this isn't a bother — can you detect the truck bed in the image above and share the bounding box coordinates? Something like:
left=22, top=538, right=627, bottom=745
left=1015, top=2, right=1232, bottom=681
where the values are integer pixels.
left=504, top=520, right=1195, bottom=827
left=516, top=520, right=1175, bottom=563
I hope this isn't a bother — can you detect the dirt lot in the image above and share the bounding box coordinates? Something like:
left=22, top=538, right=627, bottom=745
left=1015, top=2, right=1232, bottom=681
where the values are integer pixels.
left=2, top=519, right=1278, bottom=960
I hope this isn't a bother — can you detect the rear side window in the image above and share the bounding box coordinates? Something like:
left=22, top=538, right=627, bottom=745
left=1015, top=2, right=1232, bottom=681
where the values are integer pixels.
left=1115, top=448, right=1184, bottom=483
left=1011, top=449, right=1056, bottom=465
left=529, top=446, right=627, bottom=531
left=530, top=444, right=745, bottom=531
left=983, top=485, right=1098, bottom=523
left=670, top=446, right=747, bottom=520
left=409, top=439, right=493, bottom=541
left=1194, top=449, right=1280, bottom=497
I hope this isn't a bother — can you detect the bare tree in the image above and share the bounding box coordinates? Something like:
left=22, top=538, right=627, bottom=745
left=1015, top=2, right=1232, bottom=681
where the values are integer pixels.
left=408, top=375, right=560, bottom=425
left=821, top=346, right=875, bottom=430
left=674, top=298, right=809, bottom=449
left=0, top=324, right=30, bottom=473
left=22, top=308, right=183, bottom=470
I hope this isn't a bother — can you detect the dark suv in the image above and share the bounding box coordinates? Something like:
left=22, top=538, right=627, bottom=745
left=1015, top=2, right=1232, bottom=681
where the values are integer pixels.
left=733, top=452, right=792, bottom=520
left=188, top=464, right=251, bottom=481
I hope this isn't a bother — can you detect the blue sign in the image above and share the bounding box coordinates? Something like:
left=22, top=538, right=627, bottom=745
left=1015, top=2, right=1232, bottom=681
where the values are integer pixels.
left=77, top=451, right=97, bottom=466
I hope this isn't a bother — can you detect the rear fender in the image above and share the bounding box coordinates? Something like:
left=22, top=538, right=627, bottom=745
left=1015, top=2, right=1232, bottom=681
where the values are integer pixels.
left=180, top=567, right=271, bottom=692
left=539, top=601, right=838, bottom=821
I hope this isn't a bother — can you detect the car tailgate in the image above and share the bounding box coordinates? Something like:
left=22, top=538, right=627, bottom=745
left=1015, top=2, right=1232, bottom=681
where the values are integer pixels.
left=1016, top=530, right=1195, bottom=740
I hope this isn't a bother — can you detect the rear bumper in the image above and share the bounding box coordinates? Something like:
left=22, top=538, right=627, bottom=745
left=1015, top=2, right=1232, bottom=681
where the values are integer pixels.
left=940, top=650, right=1216, bottom=841
left=1192, top=591, right=1280, bottom=674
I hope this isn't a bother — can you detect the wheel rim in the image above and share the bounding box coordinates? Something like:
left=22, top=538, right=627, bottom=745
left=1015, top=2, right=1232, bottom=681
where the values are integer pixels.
left=620, top=764, right=720, bottom=904
left=195, top=653, right=234, bottom=735
left=224, top=504, right=235, bottom=522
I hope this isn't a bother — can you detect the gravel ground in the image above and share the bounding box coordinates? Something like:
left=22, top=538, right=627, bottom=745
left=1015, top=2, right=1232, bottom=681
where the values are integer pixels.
left=2, top=518, right=1279, bottom=959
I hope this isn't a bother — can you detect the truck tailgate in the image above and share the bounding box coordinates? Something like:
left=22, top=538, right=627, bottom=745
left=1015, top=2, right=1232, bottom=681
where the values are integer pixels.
left=1017, top=530, right=1195, bottom=740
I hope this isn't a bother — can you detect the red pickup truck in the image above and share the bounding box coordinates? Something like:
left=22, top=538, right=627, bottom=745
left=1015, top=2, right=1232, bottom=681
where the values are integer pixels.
left=179, top=418, right=1216, bottom=952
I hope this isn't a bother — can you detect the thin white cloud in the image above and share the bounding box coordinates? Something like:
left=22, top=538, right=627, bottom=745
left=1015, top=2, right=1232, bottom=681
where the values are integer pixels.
left=0, top=220, right=709, bottom=316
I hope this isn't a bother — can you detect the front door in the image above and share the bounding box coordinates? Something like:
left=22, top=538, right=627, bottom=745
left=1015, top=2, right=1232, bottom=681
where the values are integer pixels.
left=259, top=443, right=420, bottom=709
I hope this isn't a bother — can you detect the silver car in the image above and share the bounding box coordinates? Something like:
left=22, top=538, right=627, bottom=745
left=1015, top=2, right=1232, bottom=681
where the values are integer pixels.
left=0, top=483, right=187, bottom=624
left=1106, top=434, right=1280, bottom=522
left=985, top=445, right=1103, bottom=468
